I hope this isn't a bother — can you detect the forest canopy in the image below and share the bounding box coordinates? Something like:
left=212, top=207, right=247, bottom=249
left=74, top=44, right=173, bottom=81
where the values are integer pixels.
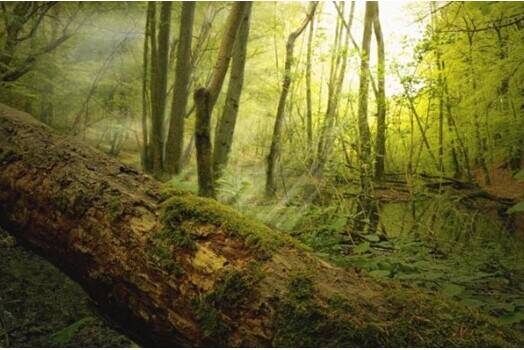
left=1, top=0, right=524, bottom=347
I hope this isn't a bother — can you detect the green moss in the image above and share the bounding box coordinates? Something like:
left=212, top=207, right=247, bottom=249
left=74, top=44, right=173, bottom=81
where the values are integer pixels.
left=0, top=147, right=19, bottom=164
left=51, top=193, right=69, bottom=212
left=192, top=297, right=230, bottom=342
left=273, top=298, right=365, bottom=347
left=159, top=178, right=197, bottom=199
left=272, top=279, right=524, bottom=347
left=147, top=238, right=184, bottom=276
left=273, top=273, right=364, bottom=347
left=287, top=273, right=314, bottom=301
left=157, top=225, right=196, bottom=252
left=273, top=278, right=367, bottom=347
left=211, top=269, right=257, bottom=310
left=161, top=194, right=300, bottom=256
left=49, top=190, right=92, bottom=217
left=192, top=269, right=257, bottom=343
left=49, top=317, right=95, bottom=347
left=108, top=195, right=123, bottom=221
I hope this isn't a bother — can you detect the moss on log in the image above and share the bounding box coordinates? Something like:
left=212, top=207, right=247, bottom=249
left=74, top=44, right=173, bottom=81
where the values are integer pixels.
left=0, top=103, right=522, bottom=346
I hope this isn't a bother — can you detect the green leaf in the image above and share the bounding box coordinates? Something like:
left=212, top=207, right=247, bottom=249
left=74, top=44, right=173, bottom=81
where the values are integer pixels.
left=330, top=217, right=346, bottom=232
left=461, top=298, right=485, bottom=308
left=369, top=270, right=391, bottom=278
left=491, top=302, right=516, bottom=313
left=508, top=201, right=524, bottom=214
left=363, top=234, right=380, bottom=242
left=441, top=283, right=465, bottom=297
left=499, top=312, right=524, bottom=324
left=353, top=242, right=371, bottom=254
left=421, top=271, right=445, bottom=280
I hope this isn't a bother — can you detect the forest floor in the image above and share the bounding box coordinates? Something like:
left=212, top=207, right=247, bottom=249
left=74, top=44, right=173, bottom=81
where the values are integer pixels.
left=0, top=227, right=135, bottom=347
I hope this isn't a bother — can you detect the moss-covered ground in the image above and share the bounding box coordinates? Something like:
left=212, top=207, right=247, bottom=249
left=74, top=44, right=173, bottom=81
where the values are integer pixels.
left=0, top=228, right=135, bottom=347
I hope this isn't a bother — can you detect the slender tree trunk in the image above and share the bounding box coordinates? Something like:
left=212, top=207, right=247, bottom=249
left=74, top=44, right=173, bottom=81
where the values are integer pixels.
left=314, top=3, right=342, bottom=174
left=165, top=2, right=196, bottom=175
left=408, top=107, right=414, bottom=175
left=148, top=2, right=164, bottom=177
left=353, top=1, right=378, bottom=235
left=465, top=26, right=490, bottom=185
left=305, top=16, right=314, bottom=156
left=314, top=2, right=354, bottom=178
left=194, top=88, right=215, bottom=198
left=373, top=2, right=386, bottom=180
left=212, top=3, right=252, bottom=182
left=430, top=3, right=445, bottom=174
left=194, top=2, right=249, bottom=197
left=142, top=6, right=151, bottom=171
left=153, top=1, right=172, bottom=177
left=357, top=1, right=374, bottom=184
left=442, top=64, right=465, bottom=179
left=399, top=74, right=440, bottom=171
left=206, top=3, right=248, bottom=110
left=266, top=2, right=318, bottom=197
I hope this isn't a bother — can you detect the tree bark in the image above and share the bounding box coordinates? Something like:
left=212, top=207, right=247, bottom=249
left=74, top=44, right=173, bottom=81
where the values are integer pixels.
left=141, top=5, right=151, bottom=171
left=206, top=2, right=249, bottom=111
left=265, top=2, right=318, bottom=197
left=0, top=103, right=521, bottom=347
left=373, top=2, right=386, bottom=180
left=212, top=3, right=252, bottom=182
left=314, top=1, right=354, bottom=177
left=193, top=2, right=249, bottom=197
left=165, top=2, right=196, bottom=175
left=194, top=88, right=215, bottom=198
left=305, top=15, right=314, bottom=156
left=149, top=2, right=172, bottom=178
left=464, top=20, right=491, bottom=185
left=147, top=2, right=159, bottom=175
left=354, top=1, right=378, bottom=235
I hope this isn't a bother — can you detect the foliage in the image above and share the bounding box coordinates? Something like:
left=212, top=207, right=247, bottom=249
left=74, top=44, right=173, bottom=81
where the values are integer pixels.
left=295, top=207, right=524, bottom=328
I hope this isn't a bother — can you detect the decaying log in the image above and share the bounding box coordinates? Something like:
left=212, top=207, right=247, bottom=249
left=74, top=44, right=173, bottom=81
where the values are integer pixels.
left=0, top=103, right=522, bottom=347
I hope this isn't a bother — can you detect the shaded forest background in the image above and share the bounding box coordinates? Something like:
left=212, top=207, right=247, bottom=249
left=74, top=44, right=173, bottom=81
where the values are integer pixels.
left=1, top=1, right=524, bottom=344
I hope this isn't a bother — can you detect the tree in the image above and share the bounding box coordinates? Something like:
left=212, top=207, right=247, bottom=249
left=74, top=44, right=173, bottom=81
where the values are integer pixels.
left=194, top=2, right=249, bottom=197
left=149, top=2, right=172, bottom=178
left=373, top=2, right=386, bottom=180
left=0, top=2, right=74, bottom=83
left=212, top=3, right=253, bottom=182
left=463, top=16, right=491, bottom=185
left=314, top=1, right=354, bottom=178
left=353, top=1, right=378, bottom=235
left=305, top=14, right=314, bottom=155
left=141, top=4, right=151, bottom=171
left=265, top=2, right=318, bottom=197
left=165, top=2, right=196, bottom=175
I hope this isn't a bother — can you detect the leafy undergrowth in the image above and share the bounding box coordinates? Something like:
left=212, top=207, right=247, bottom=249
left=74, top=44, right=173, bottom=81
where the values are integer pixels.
left=0, top=228, right=136, bottom=347
left=289, top=206, right=524, bottom=331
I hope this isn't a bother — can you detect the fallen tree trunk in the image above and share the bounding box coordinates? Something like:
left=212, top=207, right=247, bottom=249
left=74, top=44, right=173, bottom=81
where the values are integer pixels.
left=0, top=103, right=522, bottom=347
